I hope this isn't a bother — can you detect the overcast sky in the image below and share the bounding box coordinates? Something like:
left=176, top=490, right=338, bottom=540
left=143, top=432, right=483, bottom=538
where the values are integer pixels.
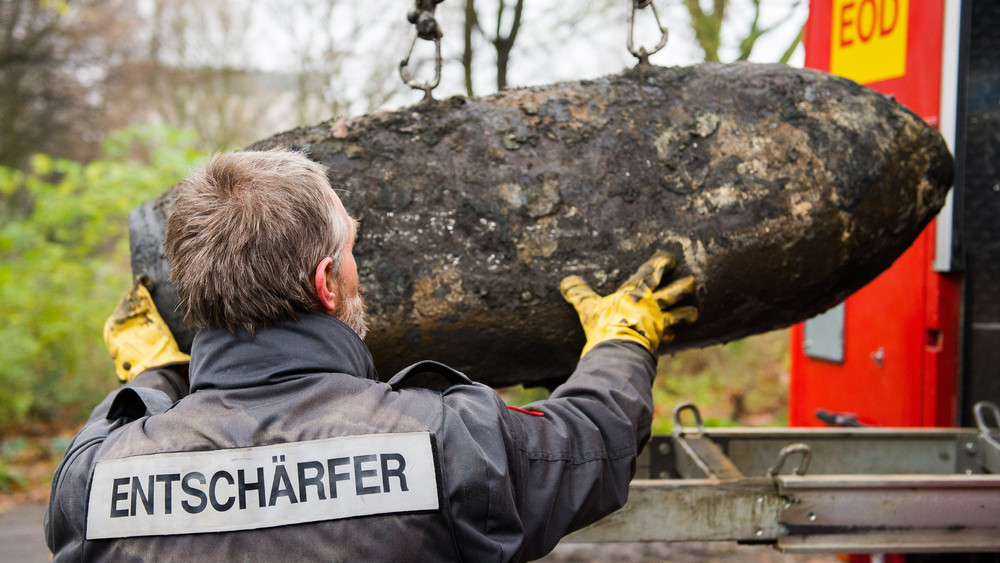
left=239, top=1, right=808, bottom=111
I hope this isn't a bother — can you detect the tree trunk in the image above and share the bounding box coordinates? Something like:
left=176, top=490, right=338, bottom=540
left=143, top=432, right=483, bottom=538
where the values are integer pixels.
left=131, top=63, right=953, bottom=388
left=462, top=0, right=476, bottom=97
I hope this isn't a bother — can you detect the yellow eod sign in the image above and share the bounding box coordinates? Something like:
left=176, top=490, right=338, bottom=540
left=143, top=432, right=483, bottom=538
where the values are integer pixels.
left=831, top=0, right=909, bottom=84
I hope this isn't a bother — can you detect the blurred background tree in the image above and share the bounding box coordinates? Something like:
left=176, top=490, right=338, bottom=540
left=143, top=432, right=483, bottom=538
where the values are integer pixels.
left=0, top=0, right=807, bottom=170
left=0, top=0, right=138, bottom=168
left=0, top=0, right=806, bottom=436
left=0, top=126, right=205, bottom=431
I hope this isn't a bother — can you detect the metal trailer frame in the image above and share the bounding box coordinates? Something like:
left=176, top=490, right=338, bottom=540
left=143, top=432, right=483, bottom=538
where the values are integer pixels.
left=566, top=402, right=1000, bottom=553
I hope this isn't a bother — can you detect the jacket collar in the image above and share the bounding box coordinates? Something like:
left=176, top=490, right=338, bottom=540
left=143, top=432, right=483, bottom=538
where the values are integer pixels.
left=188, top=310, right=376, bottom=391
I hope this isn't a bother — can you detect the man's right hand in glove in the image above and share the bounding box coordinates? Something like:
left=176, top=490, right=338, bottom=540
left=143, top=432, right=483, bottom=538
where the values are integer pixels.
left=104, top=277, right=190, bottom=383
left=560, top=252, right=698, bottom=358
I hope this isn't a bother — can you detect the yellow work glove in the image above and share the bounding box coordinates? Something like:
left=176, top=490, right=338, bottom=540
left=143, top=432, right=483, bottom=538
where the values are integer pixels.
left=104, top=277, right=190, bottom=383
left=560, top=252, right=698, bottom=358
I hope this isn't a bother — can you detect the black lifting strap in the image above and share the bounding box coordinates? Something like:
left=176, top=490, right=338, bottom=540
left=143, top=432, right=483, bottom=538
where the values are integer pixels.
left=388, top=360, right=474, bottom=391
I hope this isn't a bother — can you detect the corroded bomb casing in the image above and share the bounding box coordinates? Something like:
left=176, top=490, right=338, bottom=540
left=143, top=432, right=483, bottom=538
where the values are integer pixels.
left=131, top=62, right=953, bottom=388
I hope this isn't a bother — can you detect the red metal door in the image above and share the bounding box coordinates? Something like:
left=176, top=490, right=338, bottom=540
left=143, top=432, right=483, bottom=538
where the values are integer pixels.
left=789, top=0, right=960, bottom=427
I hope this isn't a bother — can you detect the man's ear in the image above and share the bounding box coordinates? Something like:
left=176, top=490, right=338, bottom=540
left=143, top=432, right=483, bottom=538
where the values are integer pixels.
left=314, top=257, right=337, bottom=312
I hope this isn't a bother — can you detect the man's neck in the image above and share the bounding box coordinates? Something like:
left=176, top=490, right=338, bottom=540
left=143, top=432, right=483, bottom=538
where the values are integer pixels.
left=188, top=310, right=376, bottom=391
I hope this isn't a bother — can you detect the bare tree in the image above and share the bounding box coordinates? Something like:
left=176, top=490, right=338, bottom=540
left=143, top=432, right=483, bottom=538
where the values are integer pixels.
left=0, top=0, right=807, bottom=171
left=462, top=0, right=524, bottom=94
left=270, top=0, right=347, bottom=124
left=267, top=1, right=406, bottom=123
left=0, top=0, right=277, bottom=164
left=135, top=0, right=275, bottom=150
left=0, top=0, right=140, bottom=168
left=462, top=0, right=477, bottom=96
left=454, top=0, right=805, bottom=99
left=683, top=0, right=805, bottom=63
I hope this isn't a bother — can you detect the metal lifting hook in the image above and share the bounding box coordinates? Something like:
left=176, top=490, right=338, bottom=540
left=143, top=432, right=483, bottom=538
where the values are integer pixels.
left=627, top=0, right=669, bottom=66
left=672, top=402, right=706, bottom=435
left=400, top=0, right=445, bottom=101
left=767, top=443, right=813, bottom=477
left=401, top=0, right=668, bottom=98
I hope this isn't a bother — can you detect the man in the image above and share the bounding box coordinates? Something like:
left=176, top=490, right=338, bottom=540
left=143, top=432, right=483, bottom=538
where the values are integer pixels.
left=45, top=148, right=697, bottom=561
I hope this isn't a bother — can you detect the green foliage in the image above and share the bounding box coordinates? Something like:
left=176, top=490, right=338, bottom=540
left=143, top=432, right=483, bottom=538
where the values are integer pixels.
left=0, top=125, right=207, bottom=430
left=652, top=330, right=790, bottom=434
left=499, top=330, right=790, bottom=435
left=495, top=384, right=552, bottom=408
left=0, top=462, right=28, bottom=491
left=0, top=433, right=73, bottom=494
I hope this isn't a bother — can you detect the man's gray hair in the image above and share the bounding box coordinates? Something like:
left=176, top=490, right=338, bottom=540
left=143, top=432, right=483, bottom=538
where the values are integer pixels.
left=164, top=148, right=353, bottom=335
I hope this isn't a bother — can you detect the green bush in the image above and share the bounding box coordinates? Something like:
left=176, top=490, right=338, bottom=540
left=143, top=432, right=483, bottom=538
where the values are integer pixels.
left=0, top=125, right=207, bottom=431
left=498, top=330, right=791, bottom=435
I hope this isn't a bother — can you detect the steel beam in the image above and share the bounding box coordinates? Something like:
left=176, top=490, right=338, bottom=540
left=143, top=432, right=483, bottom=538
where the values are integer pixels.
left=777, top=475, right=1000, bottom=553
left=564, top=478, right=785, bottom=543
left=566, top=425, right=1000, bottom=553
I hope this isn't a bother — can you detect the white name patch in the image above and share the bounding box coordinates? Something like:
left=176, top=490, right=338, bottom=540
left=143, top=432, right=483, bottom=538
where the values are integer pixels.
left=86, top=432, right=439, bottom=539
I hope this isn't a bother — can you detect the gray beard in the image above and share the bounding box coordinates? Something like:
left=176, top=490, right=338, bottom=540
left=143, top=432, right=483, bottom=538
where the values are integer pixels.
left=337, top=293, right=368, bottom=340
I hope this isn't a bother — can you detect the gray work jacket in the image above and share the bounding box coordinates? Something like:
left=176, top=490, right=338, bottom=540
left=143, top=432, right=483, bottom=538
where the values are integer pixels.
left=45, top=311, right=655, bottom=562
